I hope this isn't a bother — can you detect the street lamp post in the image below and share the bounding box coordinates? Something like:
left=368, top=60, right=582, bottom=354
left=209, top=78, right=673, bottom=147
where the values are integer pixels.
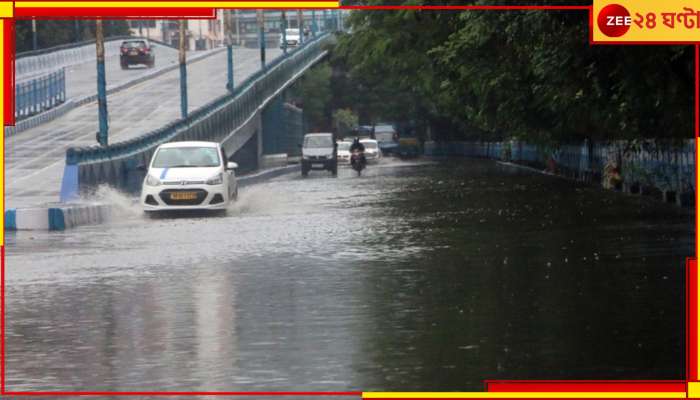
left=179, top=19, right=188, bottom=118
left=311, top=10, right=317, bottom=37
left=31, top=19, right=38, bottom=50
left=297, top=10, right=303, bottom=45
left=323, top=9, right=327, bottom=32
left=258, top=10, right=266, bottom=69
left=281, top=10, right=287, bottom=55
left=235, top=9, right=241, bottom=45
left=225, top=10, right=234, bottom=92
left=95, top=20, right=109, bottom=146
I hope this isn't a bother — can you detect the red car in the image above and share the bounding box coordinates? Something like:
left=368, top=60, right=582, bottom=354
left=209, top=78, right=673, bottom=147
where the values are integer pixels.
left=120, top=39, right=155, bottom=69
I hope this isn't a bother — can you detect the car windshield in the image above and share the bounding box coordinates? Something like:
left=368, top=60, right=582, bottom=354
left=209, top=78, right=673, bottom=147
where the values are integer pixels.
left=122, top=41, right=146, bottom=48
left=286, top=29, right=299, bottom=36
left=337, top=142, right=351, bottom=151
left=152, top=147, right=220, bottom=168
left=304, top=136, right=333, bottom=148
left=362, top=141, right=378, bottom=150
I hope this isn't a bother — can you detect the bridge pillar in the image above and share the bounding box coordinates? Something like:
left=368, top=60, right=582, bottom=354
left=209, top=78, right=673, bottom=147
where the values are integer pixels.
left=261, top=90, right=304, bottom=161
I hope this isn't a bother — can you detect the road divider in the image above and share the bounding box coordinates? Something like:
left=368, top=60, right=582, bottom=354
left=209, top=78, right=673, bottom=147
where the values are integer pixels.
left=5, top=203, right=112, bottom=231
left=237, top=164, right=298, bottom=187
left=260, top=153, right=289, bottom=169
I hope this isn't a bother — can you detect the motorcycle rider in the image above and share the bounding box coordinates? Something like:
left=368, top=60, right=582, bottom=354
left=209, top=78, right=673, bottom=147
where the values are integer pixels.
left=349, top=137, right=366, bottom=165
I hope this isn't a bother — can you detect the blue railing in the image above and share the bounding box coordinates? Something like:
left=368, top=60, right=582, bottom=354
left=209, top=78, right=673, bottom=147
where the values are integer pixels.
left=425, top=139, right=696, bottom=204
left=15, top=68, right=66, bottom=121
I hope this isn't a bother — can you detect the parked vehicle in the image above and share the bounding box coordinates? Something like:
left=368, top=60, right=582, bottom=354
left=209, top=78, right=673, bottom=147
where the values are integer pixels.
left=360, top=138, right=382, bottom=162
left=120, top=39, right=155, bottom=69
left=398, top=137, right=420, bottom=158
left=337, top=140, right=352, bottom=163
left=356, top=125, right=374, bottom=139
left=373, top=124, right=399, bottom=155
left=301, top=133, right=338, bottom=176
left=140, top=141, right=238, bottom=212
left=280, top=28, right=301, bottom=48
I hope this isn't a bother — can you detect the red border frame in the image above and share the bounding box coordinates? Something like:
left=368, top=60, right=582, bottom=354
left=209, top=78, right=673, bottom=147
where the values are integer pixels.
left=2, top=2, right=699, bottom=398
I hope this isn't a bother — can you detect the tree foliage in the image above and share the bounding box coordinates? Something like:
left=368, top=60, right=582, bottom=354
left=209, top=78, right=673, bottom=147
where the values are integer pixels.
left=332, top=1, right=694, bottom=144
left=333, top=108, right=359, bottom=138
left=291, top=62, right=333, bottom=131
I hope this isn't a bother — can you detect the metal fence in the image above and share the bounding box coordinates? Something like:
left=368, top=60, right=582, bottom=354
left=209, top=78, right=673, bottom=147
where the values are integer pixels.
left=61, top=33, right=332, bottom=199
left=15, top=68, right=66, bottom=120
left=425, top=140, right=696, bottom=206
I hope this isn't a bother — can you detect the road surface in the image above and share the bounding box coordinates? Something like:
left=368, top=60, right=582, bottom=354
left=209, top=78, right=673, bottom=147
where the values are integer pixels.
left=5, top=158, right=691, bottom=391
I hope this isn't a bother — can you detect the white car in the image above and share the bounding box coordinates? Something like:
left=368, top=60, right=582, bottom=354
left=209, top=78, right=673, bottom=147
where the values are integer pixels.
left=360, top=138, right=382, bottom=162
left=280, top=28, right=301, bottom=48
left=337, top=140, right=352, bottom=163
left=141, top=141, right=238, bottom=212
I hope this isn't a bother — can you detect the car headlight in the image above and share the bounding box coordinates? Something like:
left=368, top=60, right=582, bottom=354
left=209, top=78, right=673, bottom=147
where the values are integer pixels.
left=206, top=173, right=223, bottom=185
left=145, top=174, right=161, bottom=186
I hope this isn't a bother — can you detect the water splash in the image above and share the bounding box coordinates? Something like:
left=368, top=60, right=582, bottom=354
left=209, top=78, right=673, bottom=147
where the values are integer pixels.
left=85, top=185, right=143, bottom=220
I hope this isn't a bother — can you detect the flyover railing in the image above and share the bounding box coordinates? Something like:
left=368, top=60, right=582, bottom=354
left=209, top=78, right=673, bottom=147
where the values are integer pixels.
left=61, top=33, right=333, bottom=198
left=15, top=68, right=66, bottom=120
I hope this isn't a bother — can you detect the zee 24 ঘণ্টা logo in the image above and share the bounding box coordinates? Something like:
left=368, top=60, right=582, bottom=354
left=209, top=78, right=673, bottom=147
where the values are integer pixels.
left=595, top=1, right=700, bottom=41
left=597, top=4, right=632, bottom=37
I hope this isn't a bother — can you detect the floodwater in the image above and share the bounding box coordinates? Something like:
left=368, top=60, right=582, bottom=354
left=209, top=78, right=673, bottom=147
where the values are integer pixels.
left=5, top=158, right=693, bottom=392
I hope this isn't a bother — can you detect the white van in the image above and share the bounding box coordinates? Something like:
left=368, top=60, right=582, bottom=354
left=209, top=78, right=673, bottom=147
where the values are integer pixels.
left=301, top=133, right=337, bottom=176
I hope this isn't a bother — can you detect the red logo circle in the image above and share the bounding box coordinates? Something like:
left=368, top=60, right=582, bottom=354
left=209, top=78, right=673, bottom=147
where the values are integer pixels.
left=597, top=4, right=631, bottom=37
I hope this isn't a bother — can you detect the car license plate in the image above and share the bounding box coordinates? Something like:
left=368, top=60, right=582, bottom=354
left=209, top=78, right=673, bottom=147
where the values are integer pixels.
left=170, top=192, right=197, bottom=200
left=129, top=50, right=138, bottom=55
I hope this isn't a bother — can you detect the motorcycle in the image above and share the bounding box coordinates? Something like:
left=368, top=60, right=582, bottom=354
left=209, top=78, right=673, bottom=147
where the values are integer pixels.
left=350, top=150, right=366, bottom=176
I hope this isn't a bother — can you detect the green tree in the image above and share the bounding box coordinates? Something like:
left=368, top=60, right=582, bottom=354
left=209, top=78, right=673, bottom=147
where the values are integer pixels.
left=332, top=1, right=694, bottom=144
left=292, top=62, right=333, bottom=131
left=333, top=108, right=359, bottom=138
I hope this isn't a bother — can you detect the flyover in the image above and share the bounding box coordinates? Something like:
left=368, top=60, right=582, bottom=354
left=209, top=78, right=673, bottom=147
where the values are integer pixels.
left=59, top=33, right=333, bottom=202
left=7, top=39, right=288, bottom=209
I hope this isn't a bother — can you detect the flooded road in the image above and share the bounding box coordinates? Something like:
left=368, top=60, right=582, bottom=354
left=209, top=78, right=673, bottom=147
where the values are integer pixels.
left=5, top=158, right=692, bottom=391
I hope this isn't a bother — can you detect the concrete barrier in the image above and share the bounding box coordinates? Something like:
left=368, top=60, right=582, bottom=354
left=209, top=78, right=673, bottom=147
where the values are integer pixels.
left=237, top=164, right=298, bottom=187
left=5, top=203, right=112, bottom=231
left=259, top=153, right=288, bottom=169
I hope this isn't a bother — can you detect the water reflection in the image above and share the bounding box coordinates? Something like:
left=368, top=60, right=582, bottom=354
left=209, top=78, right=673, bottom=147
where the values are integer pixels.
left=6, top=158, right=691, bottom=391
